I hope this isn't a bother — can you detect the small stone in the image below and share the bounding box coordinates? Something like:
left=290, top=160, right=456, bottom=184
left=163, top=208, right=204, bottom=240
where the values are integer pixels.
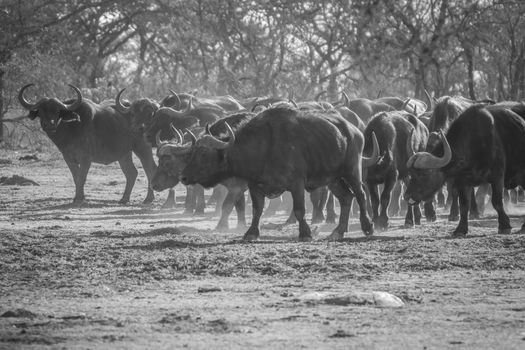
left=198, top=286, right=223, bottom=293
left=1, top=309, right=37, bottom=318
left=372, top=291, right=405, bottom=308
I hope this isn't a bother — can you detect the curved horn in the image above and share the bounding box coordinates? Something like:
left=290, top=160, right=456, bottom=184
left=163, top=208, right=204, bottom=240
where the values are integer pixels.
left=409, top=130, right=452, bottom=169
left=203, top=122, right=235, bottom=150
left=156, top=130, right=168, bottom=148
left=342, top=91, right=350, bottom=105
left=289, top=99, right=298, bottom=108
left=170, top=123, right=184, bottom=144
left=18, top=84, right=39, bottom=110
left=115, top=88, right=130, bottom=114
left=315, top=90, right=327, bottom=101
left=205, top=123, right=211, bottom=135
left=376, top=89, right=383, bottom=99
left=168, top=89, right=182, bottom=109
left=406, top=128, right=416, bottom=159
left=424, top=89, right=434, bottom=112
left=402, top=98, right=411, bottom=110
left=66, top=84, right=83, bottom=111
left=184, top=96, right=194, bottom=113
left=362, top=132, right=380, bottom=168
left=185, top=128, right=197, bottom=145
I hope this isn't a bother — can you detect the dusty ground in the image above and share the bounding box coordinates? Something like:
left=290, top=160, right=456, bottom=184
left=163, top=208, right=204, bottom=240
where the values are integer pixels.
left=1, top=149, right=525, bottom=349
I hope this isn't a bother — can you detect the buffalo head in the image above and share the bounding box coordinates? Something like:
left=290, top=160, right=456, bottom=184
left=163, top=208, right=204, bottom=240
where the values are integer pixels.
left=19, top=84, right=82, bottom=134
left=404, top=130, right=451, bottom=203
left=115, top=88, right=159, bottom=133
left=180, top=123, right=235, bottom=188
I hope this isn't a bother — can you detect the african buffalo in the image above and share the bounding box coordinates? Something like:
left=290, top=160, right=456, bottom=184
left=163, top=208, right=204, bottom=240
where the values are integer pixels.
left=180, top=106, right=379, bottom=241
left=405, top=104, right=525, bottom=236
left=19, top=84, right=156, bottom=204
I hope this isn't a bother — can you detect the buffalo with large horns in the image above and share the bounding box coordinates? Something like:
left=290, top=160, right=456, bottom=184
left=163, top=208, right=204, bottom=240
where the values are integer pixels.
left=180, top=106, right=379, bottom=242
left=19, top=84, right=156, bottom=204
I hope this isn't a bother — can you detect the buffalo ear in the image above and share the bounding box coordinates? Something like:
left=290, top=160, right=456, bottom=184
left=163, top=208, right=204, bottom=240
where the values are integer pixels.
left=27, top=110, right=38, bottom=120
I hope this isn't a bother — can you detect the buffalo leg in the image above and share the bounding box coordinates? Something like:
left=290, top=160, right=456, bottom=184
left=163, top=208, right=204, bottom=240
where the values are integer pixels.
left=424, top=200, right=436, bottom=222
left=310, top=187, right=328, bottom=224
left=290, top=181, right=312, bottom=241
left=326, top=180, right=354, bottom=240
left=377, top=176, right=395, bottom=230
left=491, top=180, right=511, bottom=234
left=469, top=187, right=480, bottom=219
left=63, top=156, right=84, bottom=203
left=388, top=180, right=402, bottom=217
left=117, top=152, right=137, bottom=204
left=161, top=188, right=176, bottom=209
left=234, top=190, right=246, bottom=228
left=405, top=203, right=422, bottom=226
left=367, top=181, right=380, bottom=223
left=347, top=174, right=374, bottom=236
left=452, top=185, right=472, bottom=236
left=216, top=185, right=243, bottom=230
left=264, top=196, right=282, bottom=216
left=243, top=187, right=265, bottom=241
left=184, top=185, right=196, bottom=214
left=437, top=188, right=446, bottom=208
left=194, top=185, right=205, bottom=214
left=132, top=142, right=156, bottom=204
left=448, top=186, right=460, bottom=221
left=325, top=192, right=336, bottom=223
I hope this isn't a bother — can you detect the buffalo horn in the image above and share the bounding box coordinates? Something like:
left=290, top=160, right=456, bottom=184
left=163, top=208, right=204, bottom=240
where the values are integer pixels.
left=170, top=123, right=184, bottom=144
left=342, top=91, right=350, bottom=106
left=424, top=89, right=434, bottom=111
left=409, top=130, right=452, bottom=169
left=185, top=128, right=197, bottom=145
left=362, top=132, right=380, bottom=168
left=315, top=90, right=327, bottom=101
left=156, top=130, right=168, bottom=148
left=18, top=84, right=39, bottom=111
left=205, top=123, right=211, bottom=135
left=168, top=89, right=182, bottom=109
left=205, top=122, right=235, bottom=150
left=66, top=84, right=83, bottom=111
left=115, top=88, right=130, bottom=114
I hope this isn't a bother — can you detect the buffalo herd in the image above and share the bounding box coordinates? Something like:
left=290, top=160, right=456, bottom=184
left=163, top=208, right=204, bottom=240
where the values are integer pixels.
left=18, top=85, right=525, bottom=240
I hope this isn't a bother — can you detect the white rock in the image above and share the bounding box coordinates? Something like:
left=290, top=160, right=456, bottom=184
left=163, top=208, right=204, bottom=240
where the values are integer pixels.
left=372, top=291, right=405, bottom=308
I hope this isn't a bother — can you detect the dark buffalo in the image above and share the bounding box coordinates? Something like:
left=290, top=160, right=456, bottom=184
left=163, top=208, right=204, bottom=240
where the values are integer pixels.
left=160, top=91, right=243, bottom=112
left=405, top=104, right=525, bottom=236
left=339, top=92, right=395, bottom=124
left=180, top=107, right=379, bottom=241
left=364, top=111, right=430, bottom=229
left=151, top=112, right=255, bottom=229
left=19, top=84, right=156, bottom=204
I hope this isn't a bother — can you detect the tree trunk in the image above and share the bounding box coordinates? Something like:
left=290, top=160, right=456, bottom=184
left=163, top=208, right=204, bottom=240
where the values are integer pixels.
left=464, top=47, right=476, bottom=100
left=0, top=68, right=5, bottom=143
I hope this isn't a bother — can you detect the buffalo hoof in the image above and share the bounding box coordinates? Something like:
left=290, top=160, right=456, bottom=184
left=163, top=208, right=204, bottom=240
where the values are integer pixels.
left=142, top=196, right=154, bottom=205
left=193, top=210, right=206, bottom=216
left=285, top=217, right=297, bottom=225
left=403, top=223, right=414, bottom=228
left=161, top=200, right=176, bottom=209
left=426, top=214, right=437, bottom=222
left=242, top=234, right=259, bottom=242
left=361, top=221, right=374, bottom=236
left=298, top=235, right=313, bottom=242
left=498, top=227, right=512, bottom=235
left=448, top=214, right=459, bottom=222
left=118, top=198, right=130, bottom=205
left=215, top=222, right=229, bottom=231
left=325, top=231, right=344, bottom=241
left=451, top=228, right=468, bottom=237
left=72, top=198, right=86, bottom=206
left=373, top=216, right=389, bottom=231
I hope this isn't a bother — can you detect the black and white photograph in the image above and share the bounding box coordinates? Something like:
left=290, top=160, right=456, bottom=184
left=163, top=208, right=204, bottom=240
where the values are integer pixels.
left=1, top=0, right=525, bottom=348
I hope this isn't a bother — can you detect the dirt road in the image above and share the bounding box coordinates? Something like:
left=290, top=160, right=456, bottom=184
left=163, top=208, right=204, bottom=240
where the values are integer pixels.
left=1, top=150, right=525, bottom=349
